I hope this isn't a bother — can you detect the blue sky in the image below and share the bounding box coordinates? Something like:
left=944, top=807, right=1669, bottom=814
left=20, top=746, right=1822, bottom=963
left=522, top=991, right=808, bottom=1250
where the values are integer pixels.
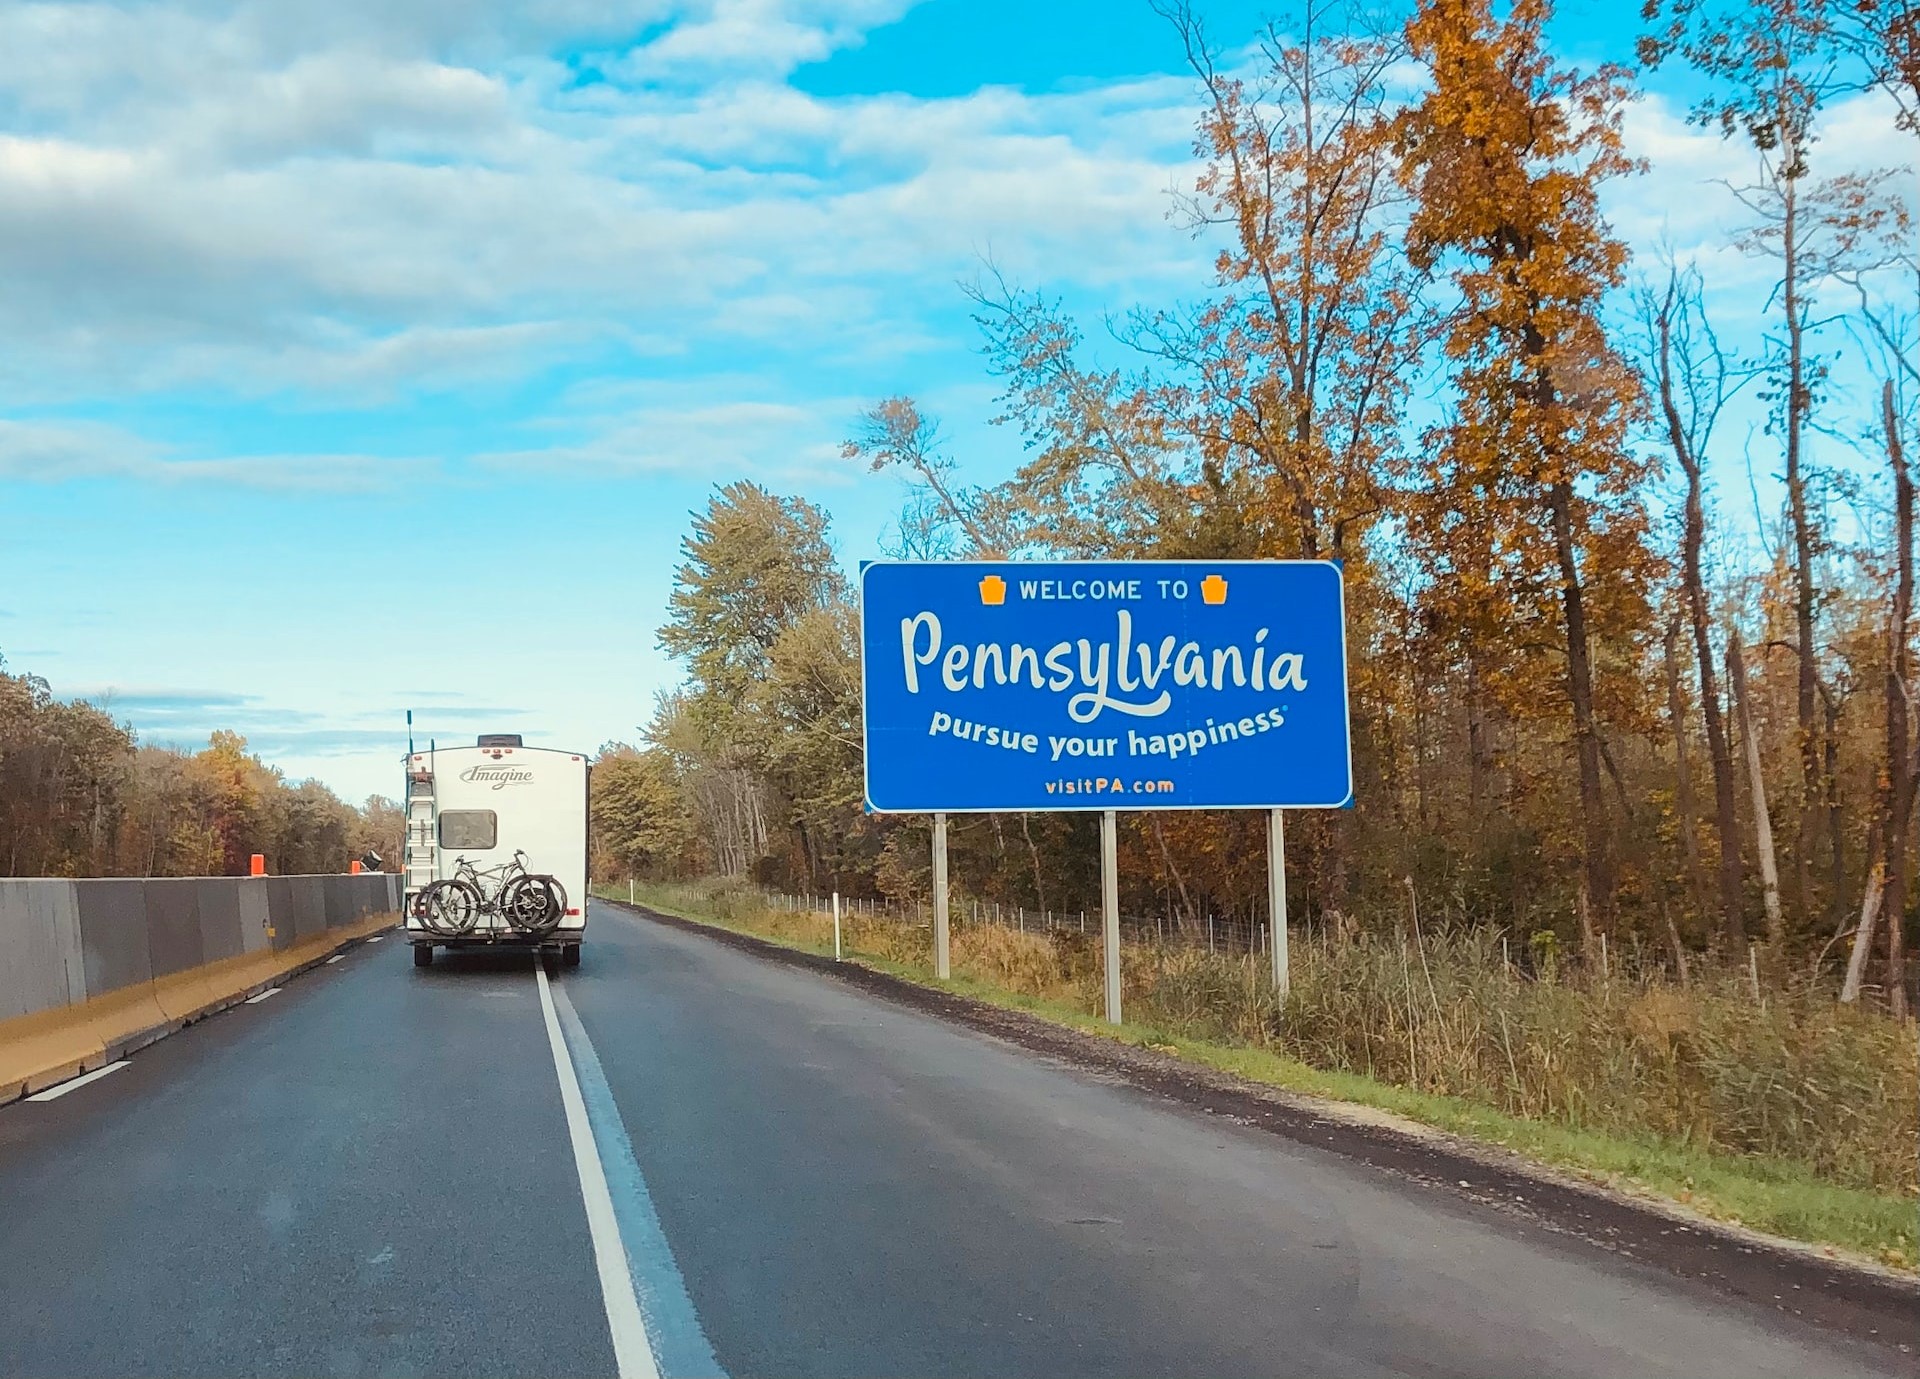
left=0, top=0, right=1907, bottom=806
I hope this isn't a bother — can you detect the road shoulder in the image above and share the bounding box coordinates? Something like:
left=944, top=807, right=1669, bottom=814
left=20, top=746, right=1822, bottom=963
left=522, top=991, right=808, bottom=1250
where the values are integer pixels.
left=602, top=896, right=1920, bottom=1357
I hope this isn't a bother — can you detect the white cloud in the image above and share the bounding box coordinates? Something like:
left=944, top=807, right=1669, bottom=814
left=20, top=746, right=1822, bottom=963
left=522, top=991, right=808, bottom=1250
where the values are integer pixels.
left=475, top=380, right=863, bottom=483
left=604, top=0, right=914, bottom=80
left=1610, top=87, right=1914, bottom=290
left=10, top=3, right=1897, bottom=495
left=0, top=3, right=1206, bottom=419
left=0, top=418, right=420, bottom=491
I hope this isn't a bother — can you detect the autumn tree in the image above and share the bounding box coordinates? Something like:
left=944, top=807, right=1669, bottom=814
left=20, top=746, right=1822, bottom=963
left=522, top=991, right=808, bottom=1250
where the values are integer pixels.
left=1639, top=264, right=1753, bottom=941
left=1149, top=0, right=1422, bottom=564
left=591, top=745, right=701, bottom=880
left=655, top=482, right=879, bottom=888
left=1398, top=0, right=1655, bottom=922
left=660, top=481, right=846, bottom=708
left=842, top=397, right=1009, bottom=557
left=1839, top=0, right=1920, bottom=130
left=0, top=660, right=132, bottom=875
left=1640, top=0, right=1907, bottom=925
left=964, top=273, right=1200, bottom=558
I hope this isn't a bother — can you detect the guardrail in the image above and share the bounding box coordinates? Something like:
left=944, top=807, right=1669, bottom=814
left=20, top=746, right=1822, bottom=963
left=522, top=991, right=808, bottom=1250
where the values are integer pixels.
left=0, top=873, right=401, bottom=1103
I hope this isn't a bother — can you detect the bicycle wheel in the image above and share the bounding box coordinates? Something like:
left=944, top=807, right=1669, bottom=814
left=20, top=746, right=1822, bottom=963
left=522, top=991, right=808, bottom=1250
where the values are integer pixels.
left=419, top=879, right=481, bottom=936
left=502, top=875, right=563, bottom=936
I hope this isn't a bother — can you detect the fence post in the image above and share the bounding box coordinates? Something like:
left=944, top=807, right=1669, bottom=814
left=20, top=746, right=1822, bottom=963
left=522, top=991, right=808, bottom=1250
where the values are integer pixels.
left=1101, top=809, right=1122, bottom=1024
left=832, top=892, right=842, bottom=962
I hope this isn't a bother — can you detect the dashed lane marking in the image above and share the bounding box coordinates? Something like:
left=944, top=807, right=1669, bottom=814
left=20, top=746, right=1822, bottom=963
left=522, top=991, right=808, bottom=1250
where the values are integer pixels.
left=243, top=988, right=281, bottom=1004
left=28, top=1061, right=130, bottom=1101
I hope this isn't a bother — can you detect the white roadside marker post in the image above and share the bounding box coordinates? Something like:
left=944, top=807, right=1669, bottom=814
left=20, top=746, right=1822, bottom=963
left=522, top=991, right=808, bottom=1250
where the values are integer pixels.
left=832, top=891, right=842, bottom=962
left=932, top=812, right=951, bottom=980
left=1102, top=809, right=1122, bottom=1024
left=1269, top=807, right=1290, bottom=1002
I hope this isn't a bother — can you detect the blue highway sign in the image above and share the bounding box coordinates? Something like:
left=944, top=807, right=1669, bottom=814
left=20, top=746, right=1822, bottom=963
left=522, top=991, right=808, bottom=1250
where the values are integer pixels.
left=860, top=560, right=1352, bottom=812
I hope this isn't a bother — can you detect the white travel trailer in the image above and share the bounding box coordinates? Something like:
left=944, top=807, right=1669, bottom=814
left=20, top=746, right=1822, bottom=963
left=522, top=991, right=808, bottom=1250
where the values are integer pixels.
left=402, top=734, right=590, bottom=968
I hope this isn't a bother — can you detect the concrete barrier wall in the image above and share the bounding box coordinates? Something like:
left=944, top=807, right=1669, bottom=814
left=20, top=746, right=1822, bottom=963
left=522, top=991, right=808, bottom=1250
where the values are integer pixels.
left=1, top=873, right=397, bottom=1102
left=145, top=880, right=205, bottom=980
left=73, top=880, right=157, bottom=998
left=196, top=881, right=245, bottom=965
left=10, top=874, right=393, bottom=1014
left=237, top=879, right=271, bottom=955
left=0, top=881, right=84, bottom=1023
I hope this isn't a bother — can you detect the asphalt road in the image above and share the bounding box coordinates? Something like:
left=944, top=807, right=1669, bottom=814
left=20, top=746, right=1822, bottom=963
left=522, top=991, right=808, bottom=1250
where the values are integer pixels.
left=0, top=901, right=1904, bottom=1378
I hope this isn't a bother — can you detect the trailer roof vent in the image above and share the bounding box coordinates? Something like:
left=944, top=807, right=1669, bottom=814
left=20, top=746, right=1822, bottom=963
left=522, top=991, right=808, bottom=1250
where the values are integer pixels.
left=477, top=734, right=524, bottom=748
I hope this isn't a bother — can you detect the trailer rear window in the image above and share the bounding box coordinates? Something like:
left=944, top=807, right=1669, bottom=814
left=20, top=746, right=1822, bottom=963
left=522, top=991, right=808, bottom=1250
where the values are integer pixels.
left=439, top=810, right=497, bottom=851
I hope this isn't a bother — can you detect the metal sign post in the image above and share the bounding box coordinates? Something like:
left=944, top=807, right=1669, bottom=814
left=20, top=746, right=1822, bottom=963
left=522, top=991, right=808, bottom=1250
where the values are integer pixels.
left=1268, top=807, right=1289, bottom=1000
left=1102, top=809, right=1122, bottom=1023
left=932, top=812, right=951, bottom=979
left=832, top=891, right=843, bottom=962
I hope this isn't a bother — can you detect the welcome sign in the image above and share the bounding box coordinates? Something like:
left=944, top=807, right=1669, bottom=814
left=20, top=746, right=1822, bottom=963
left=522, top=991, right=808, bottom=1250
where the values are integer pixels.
left=860, top=560, right=1352, bottom=812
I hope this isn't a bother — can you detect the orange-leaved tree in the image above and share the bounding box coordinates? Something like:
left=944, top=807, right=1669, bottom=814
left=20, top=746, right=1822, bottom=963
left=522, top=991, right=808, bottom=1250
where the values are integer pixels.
left=1398, top=0, right=1657, bottom=925
left=1152, top=0, right=1424, bottom=565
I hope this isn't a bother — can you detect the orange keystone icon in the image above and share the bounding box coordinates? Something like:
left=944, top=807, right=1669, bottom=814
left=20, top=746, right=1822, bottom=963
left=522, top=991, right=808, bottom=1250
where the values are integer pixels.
left=979, top=574, right=1007, bottom=605
left=1201, top=574, right=1229, bottom=605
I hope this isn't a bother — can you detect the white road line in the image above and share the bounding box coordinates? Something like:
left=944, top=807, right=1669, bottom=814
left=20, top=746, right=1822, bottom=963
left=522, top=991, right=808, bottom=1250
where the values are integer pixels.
left=243, top=988, right=281, bottom=1004
left=326, top=955, right=344, bottom=964
left=537, top=962, right=661, bottom=1379
left=28, top=1061, right=130, bottom=1101
left=368, top=936, right=384, bottom=943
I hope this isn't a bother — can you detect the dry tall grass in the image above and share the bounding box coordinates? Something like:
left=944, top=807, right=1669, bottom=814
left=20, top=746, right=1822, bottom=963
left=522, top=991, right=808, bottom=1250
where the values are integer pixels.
left=632, top=880, right=1919, bottom=1198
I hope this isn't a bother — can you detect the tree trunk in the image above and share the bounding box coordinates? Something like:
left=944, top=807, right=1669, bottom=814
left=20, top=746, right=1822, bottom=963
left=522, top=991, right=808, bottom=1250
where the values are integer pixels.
left=1728, top=629, right=1784, bottom=943
left=1659, top=305, right=1746, bottom=942
left=1840, top=861, right=1886, bottom=1004
left=1883, top=379, right=1914, bottom=1018
left=1467, top=662, right=1488, bottom=820
left=1152, top=817, right=1198, bottom=931
left=1551, top=480, right=1613, bottom=923
left=1663, top=616, right=1709, bottom=912
left=1663, top=902, right=1692, bottom=985
left=1781, top=150, right=1822, bottom=926
left=1019, top=813, right=1048, bottom=916
left=1823, top=687, right=1845, bottom=928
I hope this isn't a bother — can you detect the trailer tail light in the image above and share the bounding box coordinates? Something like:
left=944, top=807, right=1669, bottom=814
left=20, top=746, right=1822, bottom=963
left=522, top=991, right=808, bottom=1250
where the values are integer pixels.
left=566, top=908, right=580, bottom=916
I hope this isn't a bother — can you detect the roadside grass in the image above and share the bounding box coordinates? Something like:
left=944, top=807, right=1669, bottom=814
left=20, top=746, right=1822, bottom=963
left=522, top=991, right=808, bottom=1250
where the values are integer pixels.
left=595, top=880, right=1919, bottom=1272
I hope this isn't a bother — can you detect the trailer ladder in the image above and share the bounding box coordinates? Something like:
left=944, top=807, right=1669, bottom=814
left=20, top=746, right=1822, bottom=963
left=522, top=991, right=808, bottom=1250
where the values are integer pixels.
left=404, top=771, right=437, bottom=900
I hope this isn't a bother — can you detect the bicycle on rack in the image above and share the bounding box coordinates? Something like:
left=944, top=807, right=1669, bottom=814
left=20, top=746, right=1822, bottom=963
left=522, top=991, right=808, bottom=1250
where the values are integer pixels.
left=413, top=849, right=568, bottom=938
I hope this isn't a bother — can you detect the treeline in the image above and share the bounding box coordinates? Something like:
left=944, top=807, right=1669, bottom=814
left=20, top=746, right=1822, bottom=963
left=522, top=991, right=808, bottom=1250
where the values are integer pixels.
left=594, top=0, right=1918, bottom=1010
left=0, top=656, right=401, bottom=877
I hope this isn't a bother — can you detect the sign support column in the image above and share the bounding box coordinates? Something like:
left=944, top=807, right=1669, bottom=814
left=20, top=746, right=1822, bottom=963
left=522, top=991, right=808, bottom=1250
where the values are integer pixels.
left=1268, top=807, right=1290, bottom=1000
left=932, top=812, right=951, bottom=980
left=1101, top=809, right=1122, bottom=1024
